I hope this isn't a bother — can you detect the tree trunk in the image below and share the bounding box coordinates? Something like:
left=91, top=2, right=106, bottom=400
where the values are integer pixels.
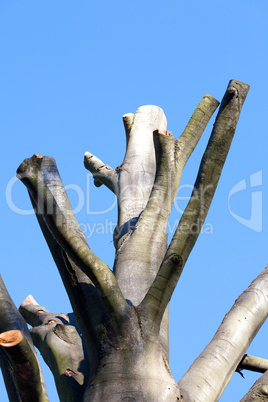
left=83, top=308, right=180, bottom=401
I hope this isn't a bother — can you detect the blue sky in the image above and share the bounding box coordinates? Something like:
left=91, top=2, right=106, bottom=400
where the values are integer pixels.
left=1, top=1, right=268, bottom=400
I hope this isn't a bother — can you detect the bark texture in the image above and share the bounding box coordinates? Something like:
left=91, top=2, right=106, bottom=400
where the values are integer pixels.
left=20, top=295, right=88, bottom=401
left=241, top=370, right=268, bottom=401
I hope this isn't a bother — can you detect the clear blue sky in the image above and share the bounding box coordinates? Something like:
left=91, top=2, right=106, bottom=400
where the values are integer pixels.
left=1, top=1, right=268, bottom=400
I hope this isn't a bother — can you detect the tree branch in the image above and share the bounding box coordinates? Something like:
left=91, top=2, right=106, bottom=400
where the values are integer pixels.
left=178, top=94, right=220, bottom=162
left=141, top=80, right=249, bottom=329
left=28, top=189, right=103, bottom=377
left=0, top=330, right=48, bottom=402
left=169, top=79, right=249, bottom=271
left=0, top=275, right=48, bottom=401
left=84, top=152, right=118, bottom=194
left=178, top=265, right=268, bottom=402
left=238, top=354, right=268, bottom=374
left=241, top=370, right=268, bottom=401
left=20, top=295, right=88, bottom=402
left=17, top=155, right=129, bottom=333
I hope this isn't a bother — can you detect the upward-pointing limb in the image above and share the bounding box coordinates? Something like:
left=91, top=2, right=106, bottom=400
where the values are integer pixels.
left=17, top=155, right=129, bottom=335
left=141, top=80, right=250, bottom=332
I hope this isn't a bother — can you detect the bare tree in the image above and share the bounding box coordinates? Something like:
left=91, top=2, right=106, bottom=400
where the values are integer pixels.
left=1, top=79, right=267, bottom=401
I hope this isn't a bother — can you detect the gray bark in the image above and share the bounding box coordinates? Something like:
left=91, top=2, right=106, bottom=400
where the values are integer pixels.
left=19, top=295, right=89, bottom=401
left=27, top=166, right=104, bottom=379
left=241, top=370, right=268, bottom=401
left=179, top=265, right=268, bottom=401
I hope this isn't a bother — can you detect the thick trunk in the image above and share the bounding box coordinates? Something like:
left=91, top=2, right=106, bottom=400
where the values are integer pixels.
left=82, top=308, right=180, bottom=401
left=112, top=106, right=170, bottom=359
left=85, top=345, right=179, bottom=402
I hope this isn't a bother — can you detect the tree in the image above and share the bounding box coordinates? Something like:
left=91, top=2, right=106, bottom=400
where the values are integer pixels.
left=1, top=79, right=267, bottom=401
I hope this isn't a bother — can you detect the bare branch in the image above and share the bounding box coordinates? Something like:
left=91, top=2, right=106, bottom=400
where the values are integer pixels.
left=28, top=190, right=103, bottom=376
left=179, top=265, right=268, bottom=402
left=141, top=80, right=249, bottom=329
left=84, top=152, right=118, bottom=194
left=241, top=370, right=268, bottom=401
left=169, top=80, right=250, bottom=268
left=17, top=155, right=129, bottom=333
left=0, top=330, right=48, bottom=402
left=238, top=354, right=268, bottom=374
left=0, top=276, right=48, bottom=401
left=178, top=94, right=220, bottom=162
left=20, top=295, right=74, bottom=327
left=20, top=296, right=88, bottom=401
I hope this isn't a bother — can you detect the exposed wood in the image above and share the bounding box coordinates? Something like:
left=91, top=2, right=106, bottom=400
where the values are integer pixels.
left=0, top=329, right=48, bottom=402
left=0, top=275, right=48, bottom=401
left=0, top=330, right=23, bottom=347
